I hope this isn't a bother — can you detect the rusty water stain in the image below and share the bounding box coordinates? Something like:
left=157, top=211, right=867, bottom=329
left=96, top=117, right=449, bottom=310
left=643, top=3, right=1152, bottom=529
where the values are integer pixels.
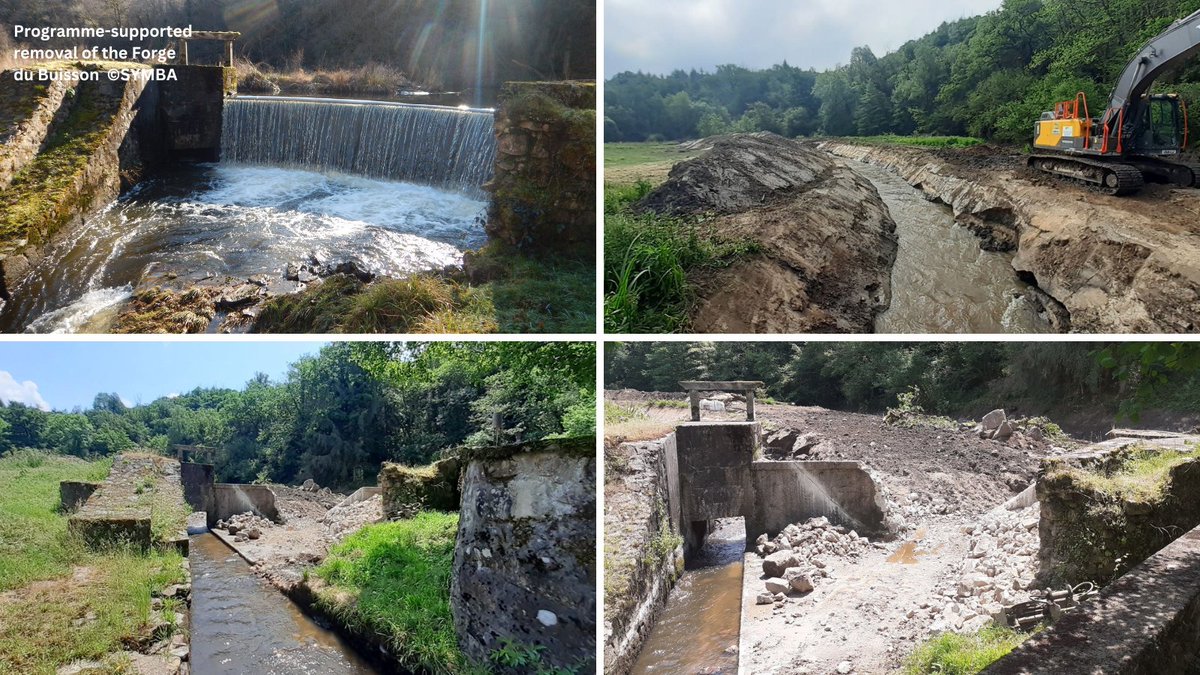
left=887, top=528, right=931, bottom=565
left=189, top=533, right=377, bottom=674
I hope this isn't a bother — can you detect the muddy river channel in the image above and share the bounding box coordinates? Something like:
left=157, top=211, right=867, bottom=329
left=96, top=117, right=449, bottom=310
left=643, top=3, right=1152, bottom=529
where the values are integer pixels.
left=852, top=162, right=1053, bottom=334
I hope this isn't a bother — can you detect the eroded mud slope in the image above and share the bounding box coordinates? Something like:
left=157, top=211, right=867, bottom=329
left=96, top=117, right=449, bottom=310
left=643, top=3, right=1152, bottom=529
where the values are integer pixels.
left=639, top=133, right=898, bottom=333
left=824, top=141, right=1200, bottom=334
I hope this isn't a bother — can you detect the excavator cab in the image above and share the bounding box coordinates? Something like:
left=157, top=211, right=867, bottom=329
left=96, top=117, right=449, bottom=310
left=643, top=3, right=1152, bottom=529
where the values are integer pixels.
left=1130, top=94, right=1188, bottom=156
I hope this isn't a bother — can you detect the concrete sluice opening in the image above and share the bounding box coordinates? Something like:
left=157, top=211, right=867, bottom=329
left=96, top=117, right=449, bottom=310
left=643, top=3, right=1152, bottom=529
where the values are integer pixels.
left=189, top=532, right=378, bottom=674
left=631, top=517, right=745, bottom=675
left=850, top=161, right=1053, bottom=334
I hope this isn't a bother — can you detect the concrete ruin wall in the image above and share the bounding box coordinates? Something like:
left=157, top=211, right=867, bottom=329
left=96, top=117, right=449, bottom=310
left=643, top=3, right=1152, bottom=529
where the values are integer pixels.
left=746, top=461, right=888, bottom=540
left=485, top=80, right=596, bottom=253
left=675, top=422, right=886, bottom=551
left=210, top=484, right=279, bottom=527
left=154, top=65, right=230, bottom=160
left=603, top=435, right=684, bottom=675
left=68, top=453, right=186, bottom=551
left=181, top=462, right=214, bottom=513
left=451, top=436, right=595, bottom=671
left=59, top=480, right=100, bottom=512
left=986, top=525, right=1200, bottom=674
left=1038, top=452, right=1200, bottom=586
left=677, top=422, right=758, bottom=551
left=379, top=456, right=461, bottom=520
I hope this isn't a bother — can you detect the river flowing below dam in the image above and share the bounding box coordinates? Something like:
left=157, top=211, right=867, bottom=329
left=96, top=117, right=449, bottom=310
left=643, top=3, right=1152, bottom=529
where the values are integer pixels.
left=850, top=162, right=1053, bottom=334
left=189, top=533, right=377, bottom=674
left=0, top=95, right=496, bottom=333
left=631, top=518, right=745, bottom=675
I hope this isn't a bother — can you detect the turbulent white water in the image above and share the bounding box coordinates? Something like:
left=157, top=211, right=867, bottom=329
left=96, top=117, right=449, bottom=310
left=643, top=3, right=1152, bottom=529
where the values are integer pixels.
left=0, top=165, right=488, bottom=333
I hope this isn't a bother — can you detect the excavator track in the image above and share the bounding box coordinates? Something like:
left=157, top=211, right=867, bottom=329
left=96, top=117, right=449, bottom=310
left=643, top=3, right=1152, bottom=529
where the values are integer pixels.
left=1028, top=154, right=1145, bottom=196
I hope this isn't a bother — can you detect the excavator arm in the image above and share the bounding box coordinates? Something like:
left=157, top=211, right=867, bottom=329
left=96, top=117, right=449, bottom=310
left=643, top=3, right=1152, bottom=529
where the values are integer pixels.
left=1100, top=8, right=1200, bottom=140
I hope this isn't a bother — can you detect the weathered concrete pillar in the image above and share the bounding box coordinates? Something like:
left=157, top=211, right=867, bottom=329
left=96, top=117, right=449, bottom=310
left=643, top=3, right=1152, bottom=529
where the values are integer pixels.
left=690, top=390, right=702, bottom=421
left=746, top=392, right=756, bottom=421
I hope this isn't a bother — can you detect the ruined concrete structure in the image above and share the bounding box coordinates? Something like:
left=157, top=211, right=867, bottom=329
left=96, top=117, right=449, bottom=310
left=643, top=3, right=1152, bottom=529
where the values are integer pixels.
left=378, top=456, right=461, bottom=520
left=485, top=80, right=596, bottom=253
left=987, top=524, right=1200, bottom=674
left=676, top=422, right=887, bottom=554
left=1037, top=437, right=1200, bottom=586
left=451, top=436, right=596, bottom=672
left=604, top=421, right=887, bottom=674
left=66, top=453, right=188, bottom=551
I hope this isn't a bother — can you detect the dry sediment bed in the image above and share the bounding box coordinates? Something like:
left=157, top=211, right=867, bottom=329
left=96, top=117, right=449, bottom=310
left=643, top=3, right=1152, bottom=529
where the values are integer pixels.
left=822, top=141, right=1200, bottom=333
left=637, top=132, right=898, bottom=333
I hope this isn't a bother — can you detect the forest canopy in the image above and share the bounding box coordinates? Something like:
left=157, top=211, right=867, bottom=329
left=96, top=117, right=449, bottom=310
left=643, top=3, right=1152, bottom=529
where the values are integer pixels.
left=605, top=342, right=1200, bottom=430
left=0, top=0, right=595, bottom=89
left=0, top=342, right=595, bottom=488
left=604, top=0, right=1200, bottom=144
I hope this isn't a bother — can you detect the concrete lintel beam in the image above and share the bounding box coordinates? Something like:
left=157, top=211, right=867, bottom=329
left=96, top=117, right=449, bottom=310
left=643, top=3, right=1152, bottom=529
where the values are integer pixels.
left=679, top=380, right=765, bottom=391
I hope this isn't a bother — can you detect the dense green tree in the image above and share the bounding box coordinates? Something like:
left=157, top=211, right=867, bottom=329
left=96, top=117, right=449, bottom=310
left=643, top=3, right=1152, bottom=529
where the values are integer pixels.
left=41, top=414, right=93, bottom=457
left=604, top=1, right=1200, bottom=144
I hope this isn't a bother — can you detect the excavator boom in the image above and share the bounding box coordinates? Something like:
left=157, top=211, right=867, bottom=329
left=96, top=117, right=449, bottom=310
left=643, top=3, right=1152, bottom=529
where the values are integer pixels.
left=1101, top=9, right=1200, bottom=132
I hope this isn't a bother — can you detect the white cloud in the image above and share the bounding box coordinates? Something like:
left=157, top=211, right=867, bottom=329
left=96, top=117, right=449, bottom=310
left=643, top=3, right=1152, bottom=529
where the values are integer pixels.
left=605, top=0, right=1004, bottom=77
left=119, top=395, right=133, bottom=408
left=0, top=371, right=50, bottom=411
left=166, top=392, right=180, bottom=399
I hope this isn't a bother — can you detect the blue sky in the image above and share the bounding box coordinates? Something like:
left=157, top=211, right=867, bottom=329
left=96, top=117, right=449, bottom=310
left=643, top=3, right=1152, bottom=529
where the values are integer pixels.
left=0, top=342, right=328, bottom=411
left=605, top=0, right=1004, bottom=77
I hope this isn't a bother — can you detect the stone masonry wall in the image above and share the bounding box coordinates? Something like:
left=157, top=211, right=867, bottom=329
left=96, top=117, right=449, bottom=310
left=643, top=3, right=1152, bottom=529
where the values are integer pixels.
left=379, top=456, right=461, bottom=520
left=68, top=453, right=187, bottom=551
left=603, top=436, right=684, bottom=675
left=986, top=525, right=1200, bottom=674
left=451, top=437, right=595, bottom=671
left=1038, top=450, right=1200, bottom=586
left=485, top=81, right=596, bottom=253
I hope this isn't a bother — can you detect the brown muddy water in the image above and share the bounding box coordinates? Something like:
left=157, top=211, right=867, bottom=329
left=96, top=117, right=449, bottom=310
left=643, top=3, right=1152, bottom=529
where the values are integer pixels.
left=852, top=162, right=1053, bottom=334
left=189, top=533, right=377, bottom=674
left=631, top=518, right=745, bottom=675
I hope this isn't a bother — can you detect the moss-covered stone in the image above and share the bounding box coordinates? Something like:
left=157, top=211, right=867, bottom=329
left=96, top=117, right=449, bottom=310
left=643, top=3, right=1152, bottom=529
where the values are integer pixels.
left=458, top=436, right=596, bottom=462
left=486, top=81, right=596, bottom=254
left=379, top=457, right=462, bottom=519
left=1038, top=445, right=1200, bottom=586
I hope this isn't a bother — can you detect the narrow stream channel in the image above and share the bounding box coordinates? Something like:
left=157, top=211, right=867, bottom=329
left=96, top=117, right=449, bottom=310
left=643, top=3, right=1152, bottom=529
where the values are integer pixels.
left=189, top=533, right=377, bottom=674
left=851, top=162, right=1053, bottom=334
left=631, top=518, right=745, bottom=675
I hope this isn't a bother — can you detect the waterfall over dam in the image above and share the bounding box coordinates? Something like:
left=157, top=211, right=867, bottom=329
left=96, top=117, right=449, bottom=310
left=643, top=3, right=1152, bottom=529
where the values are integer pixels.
left=221, top=96, right=497, bottom=196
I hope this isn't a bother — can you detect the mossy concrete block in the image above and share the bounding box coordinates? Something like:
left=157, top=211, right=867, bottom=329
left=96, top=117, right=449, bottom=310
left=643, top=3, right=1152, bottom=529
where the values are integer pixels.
left=69, top=514, right=153, bottom=551
left=59, top=480, right=101, bottom=512
left=379, top=457, right=461, bottom=519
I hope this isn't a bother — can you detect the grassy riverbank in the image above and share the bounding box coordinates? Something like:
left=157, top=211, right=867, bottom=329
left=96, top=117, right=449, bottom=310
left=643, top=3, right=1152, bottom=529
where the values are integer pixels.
left=312, top=512, right=466, bottom=673
left=253, top=245, right=594, bottom=334
left=0, top=451, right=185, bottom=674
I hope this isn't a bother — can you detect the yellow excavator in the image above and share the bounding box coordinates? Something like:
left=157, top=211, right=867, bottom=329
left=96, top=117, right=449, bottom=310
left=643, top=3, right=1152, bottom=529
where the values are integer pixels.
left=1030, top=9, right=1200, bottom=195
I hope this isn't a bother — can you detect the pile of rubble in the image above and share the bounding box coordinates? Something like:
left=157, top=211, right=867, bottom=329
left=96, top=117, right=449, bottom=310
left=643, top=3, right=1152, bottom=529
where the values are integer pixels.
left=921, top=502, right=1041, bottom=634
left=975, top=409, right=1053, bottom=451
left=754, top=517, right=881, bottom=605
left=217, top=512, right=275, bottom=542
left=763, top=427, right=826, bottom=460
left=321, top=494, right=384, bottom=542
